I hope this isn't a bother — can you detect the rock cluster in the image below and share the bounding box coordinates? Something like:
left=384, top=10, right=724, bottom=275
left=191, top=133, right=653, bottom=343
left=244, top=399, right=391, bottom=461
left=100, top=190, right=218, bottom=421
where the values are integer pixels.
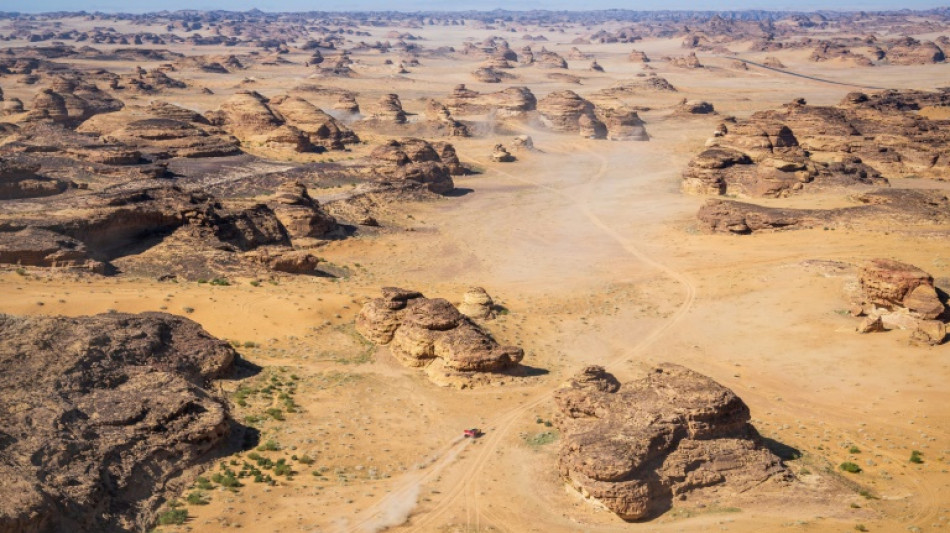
left=446, top=84, right=537, bottom=117
left=490, top=144, right=515, bottom=162
left=0, top=311, right=236, bottom=532
left=554, top=364, right=788, bottom=521
left=355, top=287, right=524, bottom=378
left=369, top=138, right=457, bottom=194
left=696, top=188, right=950, bottom=234
left=79, top=106, right=241, bottom=159
left=537, top=90, right=648, bottom=141
left=206, top=90, right=358, bottom=152
left=425, top=100, right=470, bottom=137
left=853, top=259, right=946, bottom=344
left=0, top=184, right=338, bottom=277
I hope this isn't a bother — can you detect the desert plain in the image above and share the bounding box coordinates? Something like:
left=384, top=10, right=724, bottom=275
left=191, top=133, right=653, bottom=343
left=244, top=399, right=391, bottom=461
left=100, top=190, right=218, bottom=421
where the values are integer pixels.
left=0, top=8, right=949, bottom=533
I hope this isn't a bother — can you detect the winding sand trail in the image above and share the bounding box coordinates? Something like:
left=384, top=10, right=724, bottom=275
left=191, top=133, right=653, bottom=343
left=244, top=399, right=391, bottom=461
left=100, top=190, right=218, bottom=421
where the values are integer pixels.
left=348, top=132, right=699, bottom=532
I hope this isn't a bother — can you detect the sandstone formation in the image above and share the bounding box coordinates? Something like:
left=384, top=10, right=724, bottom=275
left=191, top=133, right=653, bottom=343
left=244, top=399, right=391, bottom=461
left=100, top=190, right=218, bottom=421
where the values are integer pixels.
left=369, top=93, right=407, bottom=124
left=490, top=144, right=515, bottom=162
left=271, top=181, right=342, bottom=241
left=850, top=259, right=947, bottom=344
left=206, top=91, right=356, bottom=152
left=886, top=37, right=946, bottom=65
left=333, top=94, right=360, bottom=114
left=0, top=311, right=236, bottom=532
left=445, top=84, right=537, bottom=117
left=538, top=91, right=648, bottom=141
left=369, top=138, right=456, bottom=194
left=538, top=90, right=605, bottom=136
left=355, top=287, right=524, bottom=378
left=0, top=156, right=72, bottom=200
left=0, top=185, right=314, bottom=277
left=457, top=286, right=495, bottom=319
left=424, top=100, right=470, bottom=137
left=696, top=188, right=950, bottom=234
left=534, top=48, right=568, bottom=68
left=628, top=49, right=650, bottom=62
left=555, top=365, right=788, bottom=521
left=670, top=52, right=703, bottom=68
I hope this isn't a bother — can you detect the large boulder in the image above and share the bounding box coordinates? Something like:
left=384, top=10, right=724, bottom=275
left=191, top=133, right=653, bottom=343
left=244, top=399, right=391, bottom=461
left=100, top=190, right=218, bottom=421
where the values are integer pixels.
left=0, top=311, right=236, bottom=532
left=859, top=259, right=944, bottom=319
left=355, top=288, right=524, bottom=378
left=555, top=364, right=788, bottom=521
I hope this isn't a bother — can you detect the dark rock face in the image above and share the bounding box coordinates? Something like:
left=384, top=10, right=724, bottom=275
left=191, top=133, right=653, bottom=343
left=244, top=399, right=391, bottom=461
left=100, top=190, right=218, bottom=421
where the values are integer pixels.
left=0, top=312, right=237, bottom=533
left=554, top=364, right=788, bottom=521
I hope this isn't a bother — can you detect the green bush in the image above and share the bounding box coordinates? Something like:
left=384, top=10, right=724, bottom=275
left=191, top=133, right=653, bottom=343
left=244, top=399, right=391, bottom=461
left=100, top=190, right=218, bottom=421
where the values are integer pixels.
left=265, top=408, right=285, bottom=421
left=839, top=462, right=862, bottom=473
left=258, top=439, right=280, bottom=452
left=194, top=476, right=213, bottom=490
left=910, top=450, right=924, bottom=464
left=186, top=491, right=209, bottom=505
left=157, top=508, right=188, bottom=525
left=298, top=454, right=315, bottom=465
left=848, top=446, right=861, bottom=454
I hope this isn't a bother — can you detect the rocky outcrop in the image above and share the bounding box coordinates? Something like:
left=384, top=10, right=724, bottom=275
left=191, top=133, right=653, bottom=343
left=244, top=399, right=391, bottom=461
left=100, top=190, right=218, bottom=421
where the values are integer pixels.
left=0, top=156, right=72, bottom=199
left=628, top=49, right=650, bottom=62
left=534, top=48, right=568, bottom=68
left=269, top=95, right=359, bottom=150
left=850, top=259, right=947, bottom=345
left=859, top=259, right=945, bottom=319
left=458, top=286, right=495, bottom=319
left=369, top=93, right=407, bottom=124
left=80, top=115, right=242, bottom=159
left=206, top=91, right=355, bottom=152
left=555, top=364, right=788, bottom=521
left=490, top=144, right=515, bottom=162
left=598, top=107, right=648, bottom=141
left=538, top=90, right=604, bottom=136
left=271, top=181, right=341, bottom=241
left=424, top=100, right=470, bottom=137
left=538, top=91, right=647, bottom=141
left=333, top=94, right=360, bottom=114
left=369, top=138, right=456, bottom=194
left=355, top=287, right=523, bottom=377
left=669, top=52, right=703, bottom=68
left=696, top=188, right=950, bottom=234
left=886, top=38, right=946, bottom=65
left=0, top=185, right=298, bottom=276
left=676, top=99, right=716, bottom=115
left=0, top=311, right=236, bottom=532
left=445, top=84, right=537, bottom=117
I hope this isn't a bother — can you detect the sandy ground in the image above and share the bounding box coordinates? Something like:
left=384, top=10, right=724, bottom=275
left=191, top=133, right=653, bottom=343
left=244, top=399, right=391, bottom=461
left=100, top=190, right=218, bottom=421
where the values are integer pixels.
left=1, top=20, right=949, bottom=533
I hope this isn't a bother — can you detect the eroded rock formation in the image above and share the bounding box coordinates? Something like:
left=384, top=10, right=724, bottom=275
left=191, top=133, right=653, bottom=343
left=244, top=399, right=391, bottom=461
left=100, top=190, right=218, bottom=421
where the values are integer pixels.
left=355, top=287, right=524, bottom=381
left=555, top=364, right=788, bottom=521
left=0, top=311, right=236, bottom=532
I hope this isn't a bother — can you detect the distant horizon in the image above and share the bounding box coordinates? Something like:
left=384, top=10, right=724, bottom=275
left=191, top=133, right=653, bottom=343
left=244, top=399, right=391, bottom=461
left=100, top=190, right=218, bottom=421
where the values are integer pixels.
left=5, top=2, right=950, bottom=15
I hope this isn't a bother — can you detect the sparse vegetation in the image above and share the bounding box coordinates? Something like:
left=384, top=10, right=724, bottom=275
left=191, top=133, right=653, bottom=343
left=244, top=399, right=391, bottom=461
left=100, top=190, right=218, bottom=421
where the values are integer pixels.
left=910, top=450, right=924, bottom=464
left=840, top=462, right=862, bottom=473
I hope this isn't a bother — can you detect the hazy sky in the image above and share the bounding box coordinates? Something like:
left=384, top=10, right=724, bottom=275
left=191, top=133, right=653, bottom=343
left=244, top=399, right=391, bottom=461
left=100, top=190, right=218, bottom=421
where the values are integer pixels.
left=6, top=0, right=948, bottom=13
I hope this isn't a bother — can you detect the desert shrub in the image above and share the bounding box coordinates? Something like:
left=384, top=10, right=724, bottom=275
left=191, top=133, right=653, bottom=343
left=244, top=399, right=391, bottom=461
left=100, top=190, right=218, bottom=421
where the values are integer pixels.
left=186, top=491, right=209, bottom=505
left=910, top=450, right=924, bottom=464
left=840, top=462, right=862, bottom=473
left=157, top=508, right=188, bottom=525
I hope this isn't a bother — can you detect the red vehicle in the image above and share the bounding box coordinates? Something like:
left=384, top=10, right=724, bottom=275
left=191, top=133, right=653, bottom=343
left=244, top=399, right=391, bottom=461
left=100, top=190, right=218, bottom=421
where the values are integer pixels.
left=463, top=428, right=482, bottom=438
